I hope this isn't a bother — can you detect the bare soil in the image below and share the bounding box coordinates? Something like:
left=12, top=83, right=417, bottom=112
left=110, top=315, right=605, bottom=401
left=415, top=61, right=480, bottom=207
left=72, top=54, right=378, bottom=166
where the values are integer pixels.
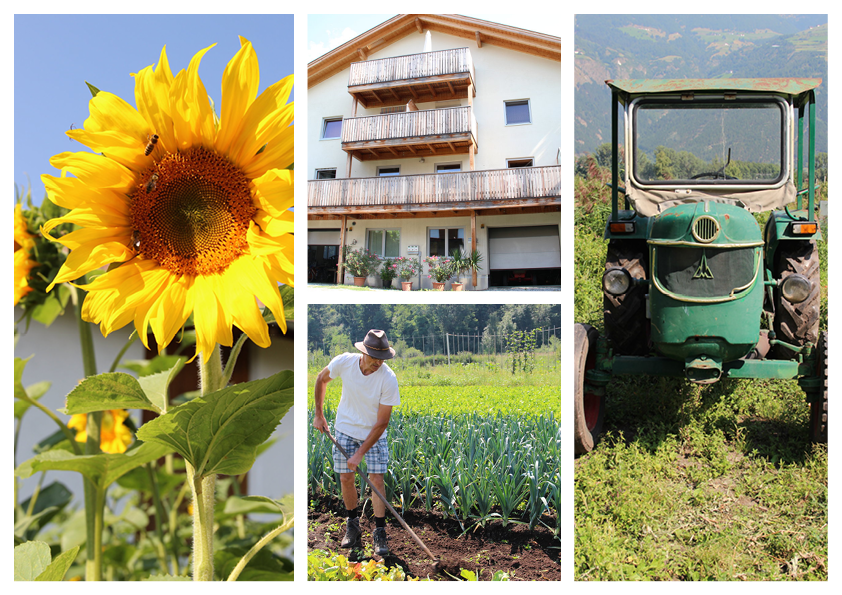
left=308, top=493, right=560, bottom=581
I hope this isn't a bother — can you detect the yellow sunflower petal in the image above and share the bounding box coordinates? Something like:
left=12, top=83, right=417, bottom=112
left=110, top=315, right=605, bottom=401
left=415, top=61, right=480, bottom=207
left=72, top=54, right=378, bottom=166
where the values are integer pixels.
left=68, top=91, right=150, bottom=172
left=216, top=37, right=260, bottom=158
left=169, top=44, right=217, bottom=151
left=133, top=46, right=177, bottom=154
left=228, top=75, right=293, bottom=169
left=192, top=274, right=234, bottom=359
left=46, top=152, right=136, bottom=192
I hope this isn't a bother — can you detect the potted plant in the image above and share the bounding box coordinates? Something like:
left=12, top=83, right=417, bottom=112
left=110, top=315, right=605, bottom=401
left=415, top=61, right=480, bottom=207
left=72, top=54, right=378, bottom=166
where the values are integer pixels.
left=450, top=248, right=484, bottom=290
left=379, top=258, right=397, bottom=289
left=342, top=246, right=381, bottom=286
left=423, top=255, right=455, bottom=290
left=393, top=256, right=420, bottom=290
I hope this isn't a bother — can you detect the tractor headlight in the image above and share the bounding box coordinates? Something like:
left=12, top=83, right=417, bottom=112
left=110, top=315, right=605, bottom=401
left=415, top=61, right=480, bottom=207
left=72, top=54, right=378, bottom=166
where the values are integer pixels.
left=603, top=268, right=632, bottom=296
left=780, top=274, right=812, bottom=304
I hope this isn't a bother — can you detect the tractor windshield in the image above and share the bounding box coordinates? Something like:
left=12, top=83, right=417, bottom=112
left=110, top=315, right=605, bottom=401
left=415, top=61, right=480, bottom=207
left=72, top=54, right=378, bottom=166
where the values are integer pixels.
left=632, top=97, right=786, bottom=186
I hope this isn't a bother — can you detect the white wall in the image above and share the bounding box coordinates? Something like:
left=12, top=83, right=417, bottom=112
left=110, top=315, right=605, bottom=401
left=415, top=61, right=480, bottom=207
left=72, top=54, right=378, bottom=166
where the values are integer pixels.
left=308, top=30, right=561, bottom=179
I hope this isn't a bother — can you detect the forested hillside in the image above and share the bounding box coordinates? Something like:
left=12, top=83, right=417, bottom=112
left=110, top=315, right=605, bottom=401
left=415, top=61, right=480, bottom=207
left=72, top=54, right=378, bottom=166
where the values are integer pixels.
left=574, top=15, right=828, bottom=155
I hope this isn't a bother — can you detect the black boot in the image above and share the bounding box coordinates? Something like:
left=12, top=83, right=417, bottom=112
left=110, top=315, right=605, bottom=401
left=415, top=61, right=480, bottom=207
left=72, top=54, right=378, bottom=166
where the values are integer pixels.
left=373, top=526, right=389, bottom=556
left=340, top=517, right=361, bottom=548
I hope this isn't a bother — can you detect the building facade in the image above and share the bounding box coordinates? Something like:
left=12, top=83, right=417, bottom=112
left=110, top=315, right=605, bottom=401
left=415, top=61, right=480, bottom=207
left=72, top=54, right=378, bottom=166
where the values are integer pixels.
left=308, top=15, right=561, bottom=289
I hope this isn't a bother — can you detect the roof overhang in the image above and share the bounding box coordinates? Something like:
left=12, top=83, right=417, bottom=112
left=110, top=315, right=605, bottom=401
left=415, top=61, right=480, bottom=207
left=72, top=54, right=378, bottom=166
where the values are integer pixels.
left=309, top=14, right=561, bottom=88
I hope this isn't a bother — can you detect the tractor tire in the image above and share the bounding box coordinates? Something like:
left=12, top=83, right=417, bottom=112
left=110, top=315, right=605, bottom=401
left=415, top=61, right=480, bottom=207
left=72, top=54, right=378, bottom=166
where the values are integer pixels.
left=604, top=240, right=650, bottom=355
left=773, top=240, right=820, bottom=358
left=809, top=331, right=828, bottom=443
left=575, top=323, right=605, bottom=456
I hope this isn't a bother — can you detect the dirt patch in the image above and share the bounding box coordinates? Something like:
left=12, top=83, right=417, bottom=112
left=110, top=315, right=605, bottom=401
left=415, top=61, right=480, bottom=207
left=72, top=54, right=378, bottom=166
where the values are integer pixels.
left=308, top=495, right=560, bottom=581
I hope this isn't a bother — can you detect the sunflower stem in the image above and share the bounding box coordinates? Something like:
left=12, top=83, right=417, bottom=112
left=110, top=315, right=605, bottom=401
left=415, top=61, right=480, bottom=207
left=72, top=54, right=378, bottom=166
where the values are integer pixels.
left=73, top=282, right=104, bottom=582
left=189, top=344, right=223, bottom=580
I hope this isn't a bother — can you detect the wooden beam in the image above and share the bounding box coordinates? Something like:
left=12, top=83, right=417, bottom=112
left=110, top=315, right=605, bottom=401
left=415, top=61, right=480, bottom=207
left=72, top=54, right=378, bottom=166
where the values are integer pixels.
left=446, top=81, right=455, bottom=95
left=415, top=17, right=423, bottom=33
left=471, top=210, right=478, bottom=287
left=426, top=83, right=437, bottom=98
left=387, top=146, right=400, bottom=157
left=371, top=89, right=382, bottom=103
left=357, top=47, right=367, bottom=61
left=337, top=214, right=347, bottom=284
left=389, top=88, right=401, bottom=101
left=475, top=31, right=482, bottom=48
left=426, top=144, right=437, bottom=154
left=469, top=143, right=475, bottom=170
left=345, top=151, right=353, bottom=177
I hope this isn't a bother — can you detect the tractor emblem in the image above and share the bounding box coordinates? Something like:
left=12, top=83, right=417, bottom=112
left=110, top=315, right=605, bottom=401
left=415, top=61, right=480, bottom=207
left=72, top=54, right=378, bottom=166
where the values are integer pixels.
left=693, top=251, right=714, bottom=279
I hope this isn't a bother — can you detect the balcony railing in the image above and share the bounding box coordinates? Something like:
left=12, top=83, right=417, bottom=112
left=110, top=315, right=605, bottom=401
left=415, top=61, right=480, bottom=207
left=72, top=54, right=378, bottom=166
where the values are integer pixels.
left=308, top=166, right=561, bottom=213
left=349, top=47, right=475, bottom=87
left=347, top=48, right=476, bottom=108
left=340, top=106, right=477, bottom=160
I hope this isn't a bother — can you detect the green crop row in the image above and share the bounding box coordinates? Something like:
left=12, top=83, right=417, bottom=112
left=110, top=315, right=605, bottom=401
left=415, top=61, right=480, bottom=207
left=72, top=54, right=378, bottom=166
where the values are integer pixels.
left=309, top=381, right=560, bottom=420
left=308, top=407, right=560, bottom=535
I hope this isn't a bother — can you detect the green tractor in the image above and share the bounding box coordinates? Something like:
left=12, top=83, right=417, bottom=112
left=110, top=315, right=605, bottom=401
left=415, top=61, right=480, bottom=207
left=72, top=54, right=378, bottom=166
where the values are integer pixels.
left=575, top=78, right=827, bottom=455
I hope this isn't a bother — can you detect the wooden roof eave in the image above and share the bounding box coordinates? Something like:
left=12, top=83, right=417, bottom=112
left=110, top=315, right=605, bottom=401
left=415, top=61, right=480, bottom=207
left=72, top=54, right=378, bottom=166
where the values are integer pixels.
left=308, top=14, right=560, bottom=88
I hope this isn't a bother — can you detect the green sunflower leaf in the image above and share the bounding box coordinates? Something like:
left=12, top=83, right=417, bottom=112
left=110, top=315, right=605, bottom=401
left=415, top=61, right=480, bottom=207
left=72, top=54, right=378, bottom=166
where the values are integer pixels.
left=14, top=541, right=52, bottom=581
left=15, top=441, right=174, bottom=491
left=61, top=372, right=163, bottom=415
left=35, top=546, right=80, bottom=581
left=136, top=370, right=294, bottom=478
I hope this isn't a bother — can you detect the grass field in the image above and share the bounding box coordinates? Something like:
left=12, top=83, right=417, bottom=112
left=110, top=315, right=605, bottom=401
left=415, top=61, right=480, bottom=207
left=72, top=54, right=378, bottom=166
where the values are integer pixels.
left=573, top=190, right=828, bottom=580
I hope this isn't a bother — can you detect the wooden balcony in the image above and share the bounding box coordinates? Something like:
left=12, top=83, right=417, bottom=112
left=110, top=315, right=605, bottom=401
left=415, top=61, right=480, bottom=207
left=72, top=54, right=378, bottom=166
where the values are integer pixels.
left=341, top=106, right=478, bottom=161
left=348, top=47, right=476, bottom=108
left=308, top=166, right=561, bottom=217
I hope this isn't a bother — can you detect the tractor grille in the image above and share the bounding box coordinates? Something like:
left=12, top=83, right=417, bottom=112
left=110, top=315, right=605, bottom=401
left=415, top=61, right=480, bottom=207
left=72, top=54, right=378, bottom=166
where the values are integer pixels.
left=657, top=246, right=755, bottom=298
left=692, top=216, right=720, bottom=243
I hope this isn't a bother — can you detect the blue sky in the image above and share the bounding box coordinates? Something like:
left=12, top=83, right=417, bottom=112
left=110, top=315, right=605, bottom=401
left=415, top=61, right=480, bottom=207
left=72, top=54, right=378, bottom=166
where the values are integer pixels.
left=307, top=14, right=562, bottom=62
left=14, top=14, right=294, bottom=204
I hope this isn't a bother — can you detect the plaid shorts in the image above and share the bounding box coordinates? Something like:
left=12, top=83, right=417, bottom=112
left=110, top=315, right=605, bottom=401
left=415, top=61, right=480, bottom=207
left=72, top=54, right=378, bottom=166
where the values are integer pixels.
left=332, top=430, right=389, bottom=474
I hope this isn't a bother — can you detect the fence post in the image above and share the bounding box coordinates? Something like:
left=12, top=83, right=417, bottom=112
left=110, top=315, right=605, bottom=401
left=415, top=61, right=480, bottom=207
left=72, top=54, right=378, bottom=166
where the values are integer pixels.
left=445, top=332, right=451, bottom=365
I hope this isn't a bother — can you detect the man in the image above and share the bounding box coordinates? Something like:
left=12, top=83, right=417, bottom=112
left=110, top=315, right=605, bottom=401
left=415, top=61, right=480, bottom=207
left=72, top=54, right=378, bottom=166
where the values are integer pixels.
left=313, top=329, right=400, bottom=556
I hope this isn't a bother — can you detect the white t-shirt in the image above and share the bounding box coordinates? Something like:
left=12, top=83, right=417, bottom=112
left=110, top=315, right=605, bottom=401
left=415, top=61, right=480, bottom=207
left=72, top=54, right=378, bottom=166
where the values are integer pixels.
left=328, top=352, right=401, bottom=441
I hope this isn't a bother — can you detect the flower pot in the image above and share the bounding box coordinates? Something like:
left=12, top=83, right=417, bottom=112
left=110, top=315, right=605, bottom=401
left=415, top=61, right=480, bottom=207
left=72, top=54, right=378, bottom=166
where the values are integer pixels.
left=401, top=281, right=413, bottom=291
left=432, top=282, right=446, bottom=291
left=383, top=279, right=393, bottom=289
left=451, top=282, right=464, bottom=291
left=353, top=276, right=366, bottom=287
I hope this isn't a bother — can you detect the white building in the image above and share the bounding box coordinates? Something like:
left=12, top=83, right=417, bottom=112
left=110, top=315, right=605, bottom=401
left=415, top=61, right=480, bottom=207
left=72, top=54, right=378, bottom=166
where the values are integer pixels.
left=307, top=14, right=561, bottom=289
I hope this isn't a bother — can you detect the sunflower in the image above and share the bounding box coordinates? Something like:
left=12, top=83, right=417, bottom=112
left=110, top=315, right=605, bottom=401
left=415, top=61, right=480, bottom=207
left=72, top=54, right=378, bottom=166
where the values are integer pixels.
left=68, top=409, right=133, bottom=454
left=41, top=38, right=293, bottom=361
left=14, top=204, right=38, bottom=305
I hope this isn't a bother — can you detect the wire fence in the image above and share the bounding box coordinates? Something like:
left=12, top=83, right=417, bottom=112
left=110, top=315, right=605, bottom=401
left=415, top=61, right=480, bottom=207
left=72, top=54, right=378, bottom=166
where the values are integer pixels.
left=308, top=325, right=562, bottom=370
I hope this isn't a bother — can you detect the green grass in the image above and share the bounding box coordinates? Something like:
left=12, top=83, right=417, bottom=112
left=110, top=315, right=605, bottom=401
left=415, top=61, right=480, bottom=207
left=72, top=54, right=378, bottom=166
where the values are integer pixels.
left=573, top=185, right=828, bottom=581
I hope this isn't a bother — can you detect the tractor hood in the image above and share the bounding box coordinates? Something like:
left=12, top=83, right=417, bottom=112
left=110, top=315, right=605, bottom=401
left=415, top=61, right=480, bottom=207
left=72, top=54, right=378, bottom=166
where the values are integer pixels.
left=649, top=201, right=763, bottom=247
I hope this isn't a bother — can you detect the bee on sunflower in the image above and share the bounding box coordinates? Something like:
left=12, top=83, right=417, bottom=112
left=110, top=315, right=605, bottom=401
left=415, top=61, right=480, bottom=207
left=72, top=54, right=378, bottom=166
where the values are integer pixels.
left=41, top=37, right=293, bottom=361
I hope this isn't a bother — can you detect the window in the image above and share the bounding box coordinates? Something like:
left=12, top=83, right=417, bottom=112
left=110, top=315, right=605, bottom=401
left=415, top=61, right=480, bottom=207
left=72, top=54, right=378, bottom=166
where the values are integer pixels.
left=367, top=229, right=400, bottom=258
left=315, top=168, right=337, bottom=179
left=377, top=166, right=400, bottom=177
left=507, top=158, right=534, bottom=168
left=322, top=117, right=343, bottom=139
left=428, top=227, right=465, bottom=257
left=505, top=100, right=531, bottom=125
left=436, top=162, right=462, bottom=173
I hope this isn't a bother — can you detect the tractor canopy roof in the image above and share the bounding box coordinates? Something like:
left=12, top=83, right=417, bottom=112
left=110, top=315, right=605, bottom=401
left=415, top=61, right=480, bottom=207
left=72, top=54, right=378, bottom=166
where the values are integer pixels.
left=606, top=78, right=821, bottom=103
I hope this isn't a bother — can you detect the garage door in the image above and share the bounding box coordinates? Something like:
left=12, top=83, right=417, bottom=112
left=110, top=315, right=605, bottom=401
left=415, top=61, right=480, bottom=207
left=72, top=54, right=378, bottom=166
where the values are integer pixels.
left=308, top=229, right=340, bottom=245
left=488, top=225, right=560, bottom=270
